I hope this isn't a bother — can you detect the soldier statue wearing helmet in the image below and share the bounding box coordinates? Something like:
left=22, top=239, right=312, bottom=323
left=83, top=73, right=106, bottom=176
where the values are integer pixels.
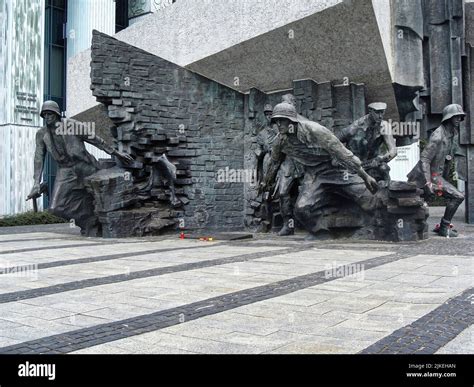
left=263, top=104, right=274, bottom=124
left=260, top=94, right=306, bottom=236
left=254, top=104, right=279, bottom=231
left=28, top=101, right=134, bottom=236
left=337, top=102, right=397, bottom=182
left=260, top=101, right=379, bottom=240
left=256, top=104, right=278, bottom=180
left=408, top=104, right=466, bottom=237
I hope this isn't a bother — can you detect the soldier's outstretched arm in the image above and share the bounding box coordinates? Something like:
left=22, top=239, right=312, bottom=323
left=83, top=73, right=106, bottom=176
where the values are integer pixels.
left=82, top=133, right=116, bottom=155
left=311, top=124, right=361, bottom=171
left=83, top=132, right=134, bottom=164
left=313, top=124, right=379, bottom=193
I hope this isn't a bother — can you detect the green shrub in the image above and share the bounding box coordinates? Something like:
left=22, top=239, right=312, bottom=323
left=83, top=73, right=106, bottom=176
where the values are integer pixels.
left=0, top=211, right=67, bottom=227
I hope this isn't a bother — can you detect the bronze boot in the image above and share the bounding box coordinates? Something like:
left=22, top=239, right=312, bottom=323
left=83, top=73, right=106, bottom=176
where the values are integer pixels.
left=278, top=218, right=295, bottom=236
left=438, top=218, right=458, bottom=238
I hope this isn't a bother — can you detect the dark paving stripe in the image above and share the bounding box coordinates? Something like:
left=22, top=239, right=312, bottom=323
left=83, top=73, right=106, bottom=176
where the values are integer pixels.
left=0, top=246, right=313, bottom=304
left=0, top=237, right=221, bottom=257
left=249, top=241, right=400, bottom=252
left=0, top=242, right=112, bottom=255
left=0, top=236, right=151, bottom=244
left=0, top=242, right=233, bottom=275
left=359, top=287, right=474, bottom=354
left=0, top=223, right=81, bottom=236
left=0, top=251, right=417, bottom=354
left=0, top=237, right=75, bottom=244
left=249, top=236, right=474, bottom=257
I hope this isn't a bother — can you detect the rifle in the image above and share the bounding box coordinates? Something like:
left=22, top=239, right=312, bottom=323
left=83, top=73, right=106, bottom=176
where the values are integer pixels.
left=362, top=158, right=381, bottom=170
left=26, top=183, right=48, bottom=212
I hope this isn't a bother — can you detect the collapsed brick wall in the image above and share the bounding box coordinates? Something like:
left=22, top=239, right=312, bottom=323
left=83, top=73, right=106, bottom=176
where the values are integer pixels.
left=90, top=31, right=245, bottom=232
left=244, top=80, right=366, bottom=229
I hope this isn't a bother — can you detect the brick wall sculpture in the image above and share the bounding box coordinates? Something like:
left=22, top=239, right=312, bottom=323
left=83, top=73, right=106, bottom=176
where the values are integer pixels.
left=89, top=31, right=245, bottom=237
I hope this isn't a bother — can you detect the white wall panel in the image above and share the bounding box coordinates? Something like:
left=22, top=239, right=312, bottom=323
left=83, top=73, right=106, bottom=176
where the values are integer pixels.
left=389, top=141, right=420, bottom=182
left=85, top=143, right=111, bottom=161
left=0, top=0, right=44, bottom=216
left=0, top=125, right=40, bottom=215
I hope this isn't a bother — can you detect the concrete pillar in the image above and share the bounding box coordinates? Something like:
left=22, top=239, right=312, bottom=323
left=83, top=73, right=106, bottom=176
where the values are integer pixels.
left=66, top=0, right=116, bottom=60
left=0, top=0, right=44, bottom=216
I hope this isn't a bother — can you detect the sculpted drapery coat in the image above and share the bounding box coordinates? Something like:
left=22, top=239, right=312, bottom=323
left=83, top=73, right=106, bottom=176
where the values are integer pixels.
left=33, top=119, right=116, bottom=232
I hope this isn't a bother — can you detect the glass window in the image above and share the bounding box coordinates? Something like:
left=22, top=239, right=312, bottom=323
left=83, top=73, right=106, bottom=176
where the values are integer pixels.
left=44, top=8, right=51, bottom=45
left=43, top=43, right=50, bottom=95
left=50, top=46, right=64, bottom=98
left=43, top=0, right=67, bottom=205
left=52, top=8, right=65, bottom=46
left=53, top=0, right=65, bottom=10
left=115, top=0, right=129, bottom=33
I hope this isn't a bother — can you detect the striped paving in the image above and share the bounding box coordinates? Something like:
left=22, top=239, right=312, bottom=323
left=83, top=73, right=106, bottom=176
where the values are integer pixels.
left=68, top=252, right=472, bottom=354
left=0, top=250, right=414, bottom=354
left=0, top=240, right=256, bottom=275
left=360, top=287, right=474, bottom=354
left=0, top=246, right=391, bottom=349
left=0, top=242, right=108, bottom=255
left=0, top=239, right=225, bottom=270
left=0, top=230, right=472, bottom=354
left=0, top=232, right=78, bottom=241
left=0, top=245, right=301, bottom=302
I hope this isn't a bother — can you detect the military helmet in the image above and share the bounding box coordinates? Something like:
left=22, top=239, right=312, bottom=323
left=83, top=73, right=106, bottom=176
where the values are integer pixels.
left=281, top=93, right=296, bottom=106
left=271, top=102, right=298, bottom=123
left=442, top=104, right=466, bottom=123
left=264, top=104, right=273, bottom=113
left=368, top=102, right=387, bottom=111
left=40, top=100, right=61, bottom=118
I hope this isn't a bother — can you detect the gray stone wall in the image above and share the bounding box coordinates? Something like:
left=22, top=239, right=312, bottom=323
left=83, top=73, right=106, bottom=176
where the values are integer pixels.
left=91, top=31, right=245, bottom=232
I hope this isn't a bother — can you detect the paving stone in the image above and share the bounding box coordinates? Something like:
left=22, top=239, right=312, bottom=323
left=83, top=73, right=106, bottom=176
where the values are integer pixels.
left=436, top=325, right=474, bottom=354
left=265, top=335, right=374, bottom=354
left=387, top=273, right=442, bottom=285
left=312, top=297, right=388, bottom=314
left=360, top=287, right=474, bottom=354
left=335, top=318, right=401, bottom=333
left=207, top=331, right=289, bottom=352
left=0, top=224, right=472, bottom=355
left=0, top=245, right=302, bottom=302
left=323, top=326, right=389, bottom=342
left=52, top=314, right=113, bottom=328
left=72, top=343, right=136, bottom=354
left=0, top=319, right=27, bottom=330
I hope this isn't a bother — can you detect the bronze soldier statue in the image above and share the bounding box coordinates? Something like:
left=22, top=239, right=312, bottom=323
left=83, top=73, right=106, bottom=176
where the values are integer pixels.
left=27, top=101, right=133, bottom=236
left=261, top=102, right=379, bottom=240
left=270, top=94, right=306, bottom=236
left=254, top=104, right=278, bottom=230
left=256, top=104, right=278, bottom=184
left=337, top=102, right=397, bottom=182
left=408, top=104, right=466, bottom=237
